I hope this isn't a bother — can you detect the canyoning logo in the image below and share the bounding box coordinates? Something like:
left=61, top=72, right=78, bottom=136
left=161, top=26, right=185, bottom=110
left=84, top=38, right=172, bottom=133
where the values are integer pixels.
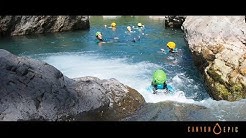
left=187, top=123, right=239, bottom=135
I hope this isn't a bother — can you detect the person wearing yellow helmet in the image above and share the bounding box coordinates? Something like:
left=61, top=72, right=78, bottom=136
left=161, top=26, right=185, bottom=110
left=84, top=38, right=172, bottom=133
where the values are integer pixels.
left=111, top=22, right=116, bottom=27
left=137, top=23, right=143, bottom=27
left=166, top=41, right=178, bottom=53
left=132, top=22, right=144, bottom=29
left=136, top=22, right=145, bottom=36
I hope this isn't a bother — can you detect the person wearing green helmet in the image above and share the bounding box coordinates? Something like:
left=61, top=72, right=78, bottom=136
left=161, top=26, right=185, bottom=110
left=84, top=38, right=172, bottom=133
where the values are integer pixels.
left=151, top=69, right=168, bottom=94
left=95, top=31, right=107, bottom=46
left=95, top=32, right=104, bottom=42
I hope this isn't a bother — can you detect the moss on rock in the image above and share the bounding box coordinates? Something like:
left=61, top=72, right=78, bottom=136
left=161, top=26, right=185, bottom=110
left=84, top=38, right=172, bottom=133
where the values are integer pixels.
left=207, top=67, right=224, bottom=84
left=229, top=83, right=245, bottom=101
left=214, top=82, right=231, bottom=100
left=206, top=71, right=246, bottom=101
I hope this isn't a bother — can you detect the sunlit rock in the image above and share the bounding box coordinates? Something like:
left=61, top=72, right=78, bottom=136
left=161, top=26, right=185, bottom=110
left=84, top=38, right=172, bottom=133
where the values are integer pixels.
left=182, top=16, right=246, bottom=101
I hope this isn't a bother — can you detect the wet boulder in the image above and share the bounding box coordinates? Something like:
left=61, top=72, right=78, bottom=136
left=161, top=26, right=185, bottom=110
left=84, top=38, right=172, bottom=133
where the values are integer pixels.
left=0, top=49, right=145, bottom=121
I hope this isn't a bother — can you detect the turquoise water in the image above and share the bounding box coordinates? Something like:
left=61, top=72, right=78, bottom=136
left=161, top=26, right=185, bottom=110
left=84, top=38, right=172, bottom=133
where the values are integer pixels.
left=1, top=16, right=246, bottom=121
left=0, top=16, right=210, bottom=103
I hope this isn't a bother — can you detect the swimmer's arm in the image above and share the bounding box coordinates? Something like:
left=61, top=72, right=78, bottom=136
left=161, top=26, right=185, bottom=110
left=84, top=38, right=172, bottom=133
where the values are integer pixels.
left=160, top=48, right=166, bottom=53
left=171, top=49, right=178, bottom=53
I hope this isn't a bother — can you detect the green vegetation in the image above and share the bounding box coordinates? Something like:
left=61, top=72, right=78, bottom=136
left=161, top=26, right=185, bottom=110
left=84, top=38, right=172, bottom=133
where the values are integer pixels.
left=207, top=67, right=224, bottom=84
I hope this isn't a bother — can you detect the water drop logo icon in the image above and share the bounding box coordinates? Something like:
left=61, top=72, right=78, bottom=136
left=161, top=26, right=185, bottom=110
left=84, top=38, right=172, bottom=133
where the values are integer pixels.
left=213, top=123, right=222, bottom=135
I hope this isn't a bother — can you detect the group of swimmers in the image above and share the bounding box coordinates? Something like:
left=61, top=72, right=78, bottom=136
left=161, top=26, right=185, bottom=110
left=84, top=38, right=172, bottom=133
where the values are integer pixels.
left=96, top=22, right=178, bottom=94
left=95, top=22, right=145, bottom=44
left=96, top=22, right=177, bottom=53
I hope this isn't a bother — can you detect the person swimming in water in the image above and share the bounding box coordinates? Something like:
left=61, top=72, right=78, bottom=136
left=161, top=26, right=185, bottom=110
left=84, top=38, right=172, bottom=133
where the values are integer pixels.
left=125, top=26, right=140, bottom=42
left=96, top=32, right=104, bottom=42
left=160, top=41, right=178, bottom=53
left=105, top=22, right=117, bottom=31
left=126, top=26, right=133, bottom=33
left=95, top=31, right=106, bottom=46
left=132, top=22, right=145, bottom=36
left=166, top=41, right=178, bottom=53
left=151, top=69, right=168, bottom=94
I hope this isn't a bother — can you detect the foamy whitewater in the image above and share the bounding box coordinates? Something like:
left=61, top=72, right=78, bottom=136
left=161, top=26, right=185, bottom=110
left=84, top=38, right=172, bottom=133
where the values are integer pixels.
left=34, top=52, right=202, bottom=104
left=27, top=51, right=246, bottom=121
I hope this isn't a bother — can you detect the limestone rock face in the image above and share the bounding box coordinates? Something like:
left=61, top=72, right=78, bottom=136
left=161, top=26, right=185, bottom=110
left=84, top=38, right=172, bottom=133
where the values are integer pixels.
left=0, top=16, right=90, bottom=37
left=182, top=16, right=246, bottom=101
